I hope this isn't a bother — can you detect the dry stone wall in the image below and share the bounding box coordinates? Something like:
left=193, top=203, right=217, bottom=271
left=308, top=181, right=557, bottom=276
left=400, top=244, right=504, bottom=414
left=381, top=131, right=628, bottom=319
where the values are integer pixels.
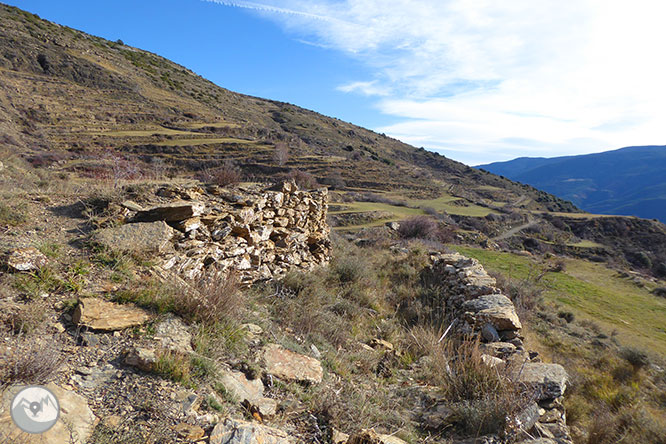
left=424, top=252, right=572, bottom=444
left=94, top=180, right=331, bottom=285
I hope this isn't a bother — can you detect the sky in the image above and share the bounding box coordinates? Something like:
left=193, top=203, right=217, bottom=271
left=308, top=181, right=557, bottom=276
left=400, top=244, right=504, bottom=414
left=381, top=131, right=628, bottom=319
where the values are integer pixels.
left=6, top=0, right=666, bottom=165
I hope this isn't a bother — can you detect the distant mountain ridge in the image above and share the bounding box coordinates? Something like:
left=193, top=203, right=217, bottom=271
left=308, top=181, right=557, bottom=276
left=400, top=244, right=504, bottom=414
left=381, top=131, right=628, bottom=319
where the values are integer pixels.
left=477, top=145, right=666, bottom=222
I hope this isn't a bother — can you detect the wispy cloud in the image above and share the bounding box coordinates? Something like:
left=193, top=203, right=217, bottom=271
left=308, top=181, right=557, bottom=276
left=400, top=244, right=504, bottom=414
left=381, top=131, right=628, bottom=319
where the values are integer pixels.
left=206, top=0, right=666, bottom=164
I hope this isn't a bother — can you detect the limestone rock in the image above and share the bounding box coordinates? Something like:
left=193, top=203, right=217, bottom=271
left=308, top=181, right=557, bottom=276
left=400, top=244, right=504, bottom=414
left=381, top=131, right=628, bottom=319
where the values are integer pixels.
left=210, top=417, right=293, bottom=444
left=0, top=383, right=97, bottom=444
left=5, top=247, right=48, bottom=272
left=220, top=369, right=264, bottom=403
left=92, top=221, right=174, bottom=254
left=153, top=315, right=193, bottom=354
left=480, top=342, right=517, bottom=359
left=262, top=344, right=323, bottom=384
left=73, top=298, right=151, bottom=331
left=124, top=346, right=158, bottom=372
left=174, top=423, right=205, bottom=440
left=133, top=201, right=205, bottom=222
left=517, top=363, right=568, bottom=400
left=462, top=294, right=522, bottom=330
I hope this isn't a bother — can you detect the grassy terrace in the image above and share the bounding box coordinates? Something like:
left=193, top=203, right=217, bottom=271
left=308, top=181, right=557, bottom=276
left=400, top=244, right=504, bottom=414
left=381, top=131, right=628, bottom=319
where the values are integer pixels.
left=453, top=246, right=666, bottom=355
left=331, top=192, right=499, bottom=231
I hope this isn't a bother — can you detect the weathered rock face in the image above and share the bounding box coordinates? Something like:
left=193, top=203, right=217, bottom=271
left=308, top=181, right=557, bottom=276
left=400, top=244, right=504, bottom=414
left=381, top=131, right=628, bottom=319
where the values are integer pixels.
left=5, top=247, right=48, bottom=272
left=99, top=180, right=330, bottom=286
left=133, top=201, right=206, bottom=222
left=262, top=344, right=323, bottom=384
left=92, top=220, right=174, bottom=254
left=210, top=417, right=293, bottom=444
left=516, top=363, right=568, bottom=400
left=219, top=368, right=277, bottom=416
left=73, top=298, right=151, bottom=331
left=0, top=383, right=97, bottom=444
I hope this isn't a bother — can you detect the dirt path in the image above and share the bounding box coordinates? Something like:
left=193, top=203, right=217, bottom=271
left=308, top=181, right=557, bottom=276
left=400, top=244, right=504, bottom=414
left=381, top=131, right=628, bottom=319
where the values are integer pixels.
left=492, top=218, right=538, bottom=241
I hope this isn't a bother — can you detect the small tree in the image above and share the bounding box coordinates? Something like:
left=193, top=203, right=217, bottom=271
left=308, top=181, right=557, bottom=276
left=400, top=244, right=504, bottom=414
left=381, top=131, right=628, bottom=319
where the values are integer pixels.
left=273, top=142, right=289, bottom=166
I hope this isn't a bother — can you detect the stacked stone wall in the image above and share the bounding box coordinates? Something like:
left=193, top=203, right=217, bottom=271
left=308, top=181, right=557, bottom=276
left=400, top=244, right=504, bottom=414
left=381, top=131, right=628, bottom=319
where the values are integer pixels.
left=94, top=180, right=331, bottom=285
left=424, top=252, right=572, bottom=444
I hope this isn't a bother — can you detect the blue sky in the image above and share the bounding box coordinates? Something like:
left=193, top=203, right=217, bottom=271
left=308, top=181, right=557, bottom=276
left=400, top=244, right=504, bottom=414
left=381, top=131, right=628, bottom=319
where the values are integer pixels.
left=6, top=0, right=666, bottom=165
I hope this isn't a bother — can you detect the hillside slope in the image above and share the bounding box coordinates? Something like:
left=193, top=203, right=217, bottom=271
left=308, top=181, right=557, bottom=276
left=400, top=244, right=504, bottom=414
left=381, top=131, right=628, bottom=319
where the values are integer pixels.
left=477, top=146, right=666, bottom=222
left=0, top=3, right=577, bottom=213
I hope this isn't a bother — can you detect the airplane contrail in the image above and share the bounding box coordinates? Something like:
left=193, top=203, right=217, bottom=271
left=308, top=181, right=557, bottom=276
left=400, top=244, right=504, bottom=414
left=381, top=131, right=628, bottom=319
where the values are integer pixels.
left=202, top=0, right=351, bottom=24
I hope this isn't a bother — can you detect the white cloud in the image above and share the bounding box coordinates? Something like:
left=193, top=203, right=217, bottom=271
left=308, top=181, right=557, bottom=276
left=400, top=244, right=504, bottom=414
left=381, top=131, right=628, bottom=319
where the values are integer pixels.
left=208, top=0, right=666, bottom=164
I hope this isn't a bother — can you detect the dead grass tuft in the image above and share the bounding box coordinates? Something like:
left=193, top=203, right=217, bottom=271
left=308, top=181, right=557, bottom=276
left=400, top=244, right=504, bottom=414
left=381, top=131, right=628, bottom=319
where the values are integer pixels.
left=0, top=335, right=64, bottom=387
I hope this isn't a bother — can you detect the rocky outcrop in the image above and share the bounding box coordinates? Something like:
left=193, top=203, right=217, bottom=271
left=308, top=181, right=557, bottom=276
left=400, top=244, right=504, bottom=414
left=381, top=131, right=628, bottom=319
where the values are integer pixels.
left=97, top=180, right=330, bottom=286
left=423, top=252, right=572, bottom=444
left=72, top=298, right=151, bottom=331
left=209, top=417, right=294, bottom=444
left=4, top=247, right=48, bottom=272
left=262, top=344, right=323, bottom=384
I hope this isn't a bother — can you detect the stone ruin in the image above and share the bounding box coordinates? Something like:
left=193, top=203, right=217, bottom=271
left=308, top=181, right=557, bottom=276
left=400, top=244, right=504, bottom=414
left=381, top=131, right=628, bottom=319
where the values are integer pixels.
left=422, top=252, right=572, bottom=444
left=93, top=180, right=331, bottom=285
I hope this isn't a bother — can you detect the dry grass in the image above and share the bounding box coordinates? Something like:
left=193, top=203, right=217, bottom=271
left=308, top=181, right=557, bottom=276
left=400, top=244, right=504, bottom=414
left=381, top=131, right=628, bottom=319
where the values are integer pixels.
left=175, top=271, right=242, bottom=326
left=0, top=335, right=64, bottom=387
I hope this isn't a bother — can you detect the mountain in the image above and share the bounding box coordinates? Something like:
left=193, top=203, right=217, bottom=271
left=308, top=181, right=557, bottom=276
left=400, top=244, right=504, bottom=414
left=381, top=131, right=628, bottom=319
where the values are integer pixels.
left=0, top=3, right=578, bottom=214
left=477, top=146, right=666, bottom=222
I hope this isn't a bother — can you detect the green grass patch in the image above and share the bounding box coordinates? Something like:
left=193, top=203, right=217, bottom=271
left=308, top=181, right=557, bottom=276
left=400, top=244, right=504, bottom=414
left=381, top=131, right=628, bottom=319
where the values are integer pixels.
left=0, top=202, right=28, bottom=226
left=453, top=246, right=666, bottom=355
left=151, top=137, right=256, bottom=146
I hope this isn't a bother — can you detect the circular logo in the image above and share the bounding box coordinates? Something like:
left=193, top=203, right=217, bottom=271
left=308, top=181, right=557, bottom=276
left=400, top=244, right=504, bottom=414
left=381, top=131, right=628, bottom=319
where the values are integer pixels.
left=10, top=386, right=60, bottom=434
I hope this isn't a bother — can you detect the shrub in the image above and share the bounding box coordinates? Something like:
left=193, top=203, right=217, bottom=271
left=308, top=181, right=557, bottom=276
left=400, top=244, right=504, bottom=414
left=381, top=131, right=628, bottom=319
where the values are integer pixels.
left=0, top=336, right=64, bottom=387
left=0, top=202, right=28, bottom=227
left=397, top=216, right=438, bottom=240
left=199, top=160, right=243, bottom=186
left=652, top=287, right=666, bottom=298
left=619, top=347, right=650, bottom=370
left=421, top=337, right=530, bottom=436
left=174, top=272, right=242, bottom=326
left=287, top=169, right=318, bottom=189
left=273, top=142, right=289, bottom=166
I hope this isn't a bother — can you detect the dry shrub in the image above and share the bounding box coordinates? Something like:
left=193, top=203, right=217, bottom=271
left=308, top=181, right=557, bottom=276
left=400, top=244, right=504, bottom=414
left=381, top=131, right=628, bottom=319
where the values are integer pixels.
left=0, top=335, right=64, bottom=387
left=273, top=142, right=289, bottom=166
left=416, top=334, right=531, bottom=437
left=199, top=160, right=243, bottom=186
left=587, top=407, right=666, bottom=444
left=490, top=271, right=542, bottom=321
left=398, top=216, right=439, bottom=240
left=4, top=301, right=47, bottom=334
left=175, top=272, right=242, bottom=326
left=287, top=169, right=318, bottom=189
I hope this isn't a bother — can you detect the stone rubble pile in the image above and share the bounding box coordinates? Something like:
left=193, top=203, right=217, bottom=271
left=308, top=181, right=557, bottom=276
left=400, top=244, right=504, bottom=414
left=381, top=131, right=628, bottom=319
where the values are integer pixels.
left=424, top=252, right=572, bottom=444
left=94, top=180, right=331, bottom=285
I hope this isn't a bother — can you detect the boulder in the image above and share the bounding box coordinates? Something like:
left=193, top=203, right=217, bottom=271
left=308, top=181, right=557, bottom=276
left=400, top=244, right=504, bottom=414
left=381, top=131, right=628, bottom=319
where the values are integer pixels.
left=73, top=298, right=151, bottom=331
left=174, top=423, right=205, bottom=440
left=0, top=383, right=97, bottom=443
left=210, top=417, right=293, bottom=444
left=462, top=294, right=522, bottom=330
left=262, top=344, right=323, bottom=384
left=480, top=342, right=516, bottom=359
left=92, top=221, right=174, bottom=254
left=5, top=247, right=48, bottom=272
left=124, top=346, right=158, bottom=372
left=516, top=363, right=568, bottom=400
left=133, top=201, right=205, bottom=222
left=153, top=315, right=193, bottom=354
